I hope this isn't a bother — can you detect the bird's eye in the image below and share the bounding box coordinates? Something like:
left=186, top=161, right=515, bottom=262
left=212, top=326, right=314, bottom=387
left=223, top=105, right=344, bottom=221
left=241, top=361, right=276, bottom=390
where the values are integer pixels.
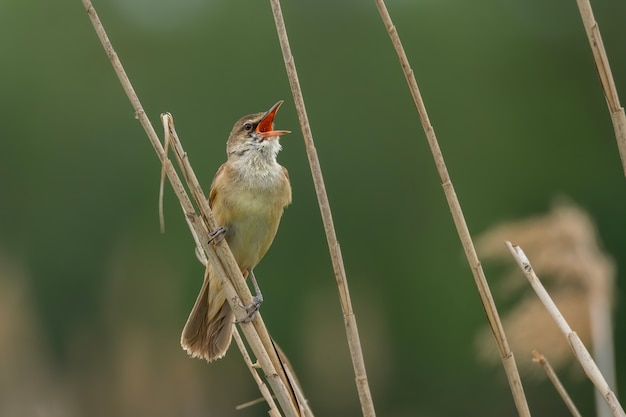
left=243, top=123, right=253, bottom=132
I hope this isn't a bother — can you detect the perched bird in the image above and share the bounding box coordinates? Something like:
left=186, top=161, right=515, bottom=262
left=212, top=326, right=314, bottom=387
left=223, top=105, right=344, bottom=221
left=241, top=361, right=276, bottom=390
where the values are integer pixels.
left=181, top=101, right=292, bottom=362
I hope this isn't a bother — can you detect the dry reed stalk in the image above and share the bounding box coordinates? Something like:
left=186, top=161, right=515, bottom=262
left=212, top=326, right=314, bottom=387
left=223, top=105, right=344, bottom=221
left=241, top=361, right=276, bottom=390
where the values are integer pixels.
left=507, top=242, right=625, bottom=417
left=232, top=328, right=281, bottom=417
left=162, top=116, right=295, bottom=416
left=272, top=341, right=315, bottom=417
left=160, top=115, right=302, bottom=417
left=532, top=350, right=583, bottom=417
left=81, top=2, right=304, bottom=416
left=475, top=201, right=616, bottom=389
left=575, top=0, right=626, bottom=177
left=268, top=1, right=376, bottom=417
left=372, top=1, right=531, bottom=416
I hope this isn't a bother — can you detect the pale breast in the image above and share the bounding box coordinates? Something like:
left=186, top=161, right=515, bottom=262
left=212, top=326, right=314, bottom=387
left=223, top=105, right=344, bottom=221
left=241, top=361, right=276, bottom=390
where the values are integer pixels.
left=213, top=166, right=290, bottom=272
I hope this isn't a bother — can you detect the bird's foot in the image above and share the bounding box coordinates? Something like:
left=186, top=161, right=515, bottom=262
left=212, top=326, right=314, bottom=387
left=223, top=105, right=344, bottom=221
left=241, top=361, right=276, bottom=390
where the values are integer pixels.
left=236, top=294, right=263, bottom=323
left=235, top=270, right=263, bottom=323
left=208, top=226, right=227, bottom=244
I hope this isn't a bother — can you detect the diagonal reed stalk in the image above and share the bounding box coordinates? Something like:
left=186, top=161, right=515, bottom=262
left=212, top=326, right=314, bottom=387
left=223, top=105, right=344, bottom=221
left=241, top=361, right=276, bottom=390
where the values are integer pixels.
left=532, top=350, right=583, bottom=417
left=373, top=1, right=531, bottom=416
left=161, top=115, right=305, bottom=416
left=232, top=328, right=281, bottom=417
left=81, top=1, right=307, bottom=416
left=508, top=242, right=625, bottom=417
left=575, top=0, right=626, bottom=177
left=268, top=1, right=377, bottom=416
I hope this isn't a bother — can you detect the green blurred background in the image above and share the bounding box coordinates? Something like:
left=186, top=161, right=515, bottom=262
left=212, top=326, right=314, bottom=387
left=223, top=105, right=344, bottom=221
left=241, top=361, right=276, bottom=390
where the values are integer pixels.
left=1, top=1, right=625, bottom=416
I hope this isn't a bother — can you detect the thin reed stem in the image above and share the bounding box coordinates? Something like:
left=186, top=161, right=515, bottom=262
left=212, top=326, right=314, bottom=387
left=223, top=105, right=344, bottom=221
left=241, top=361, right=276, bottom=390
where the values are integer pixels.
left=575, top=0, right=626, bottom=176
left=507, top=242, right=625, bottom=417
left=268, top=1, right=376, bottom=416
left=232, top=328, right=281, bottom=417
left=373, top=1, right=531, bottom=416
left=532, top=350, right=583, bottom=417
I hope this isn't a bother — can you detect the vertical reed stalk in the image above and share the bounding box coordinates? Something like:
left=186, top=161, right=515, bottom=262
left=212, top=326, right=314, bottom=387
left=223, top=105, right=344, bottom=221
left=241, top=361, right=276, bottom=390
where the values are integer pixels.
left=268, top=1, right=377, bottom=416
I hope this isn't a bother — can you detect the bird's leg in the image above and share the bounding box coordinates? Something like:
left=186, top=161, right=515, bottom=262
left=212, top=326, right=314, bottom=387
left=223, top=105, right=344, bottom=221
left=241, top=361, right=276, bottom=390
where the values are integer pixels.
left=208, top=226, right=227, bottom=244
left=236, top=269, right=263, bottom=323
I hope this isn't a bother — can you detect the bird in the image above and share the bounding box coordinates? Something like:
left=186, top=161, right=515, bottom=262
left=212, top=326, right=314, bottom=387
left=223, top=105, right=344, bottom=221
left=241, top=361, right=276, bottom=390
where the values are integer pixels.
left=181, top=101, right=292, bottom=362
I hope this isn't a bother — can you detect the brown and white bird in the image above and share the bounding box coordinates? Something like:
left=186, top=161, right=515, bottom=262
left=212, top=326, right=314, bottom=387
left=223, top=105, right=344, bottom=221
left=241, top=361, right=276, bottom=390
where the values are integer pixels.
left=181, top=101, right=292, bottom=362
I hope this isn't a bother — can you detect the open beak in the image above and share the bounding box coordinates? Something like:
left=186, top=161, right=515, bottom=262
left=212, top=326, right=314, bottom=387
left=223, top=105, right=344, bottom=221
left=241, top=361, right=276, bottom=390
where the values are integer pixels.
left=257, top=100, right=291, bottom=139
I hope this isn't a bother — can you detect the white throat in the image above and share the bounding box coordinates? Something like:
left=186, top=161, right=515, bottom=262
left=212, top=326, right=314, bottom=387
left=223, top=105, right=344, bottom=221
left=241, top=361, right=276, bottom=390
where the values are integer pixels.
left=229, top=139, right=283, bottom=187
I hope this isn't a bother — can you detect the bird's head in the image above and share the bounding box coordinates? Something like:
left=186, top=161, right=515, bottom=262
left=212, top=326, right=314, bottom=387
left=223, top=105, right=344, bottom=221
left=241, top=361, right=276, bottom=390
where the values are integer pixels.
left=226, top=101, right=291, bottom=159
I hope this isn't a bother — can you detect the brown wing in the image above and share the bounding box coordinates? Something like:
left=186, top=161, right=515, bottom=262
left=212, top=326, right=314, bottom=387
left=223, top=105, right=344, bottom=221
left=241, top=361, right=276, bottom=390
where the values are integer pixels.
left=208, top=163, right=227, bottom=208
left=281, top=166, right=292, bottom=205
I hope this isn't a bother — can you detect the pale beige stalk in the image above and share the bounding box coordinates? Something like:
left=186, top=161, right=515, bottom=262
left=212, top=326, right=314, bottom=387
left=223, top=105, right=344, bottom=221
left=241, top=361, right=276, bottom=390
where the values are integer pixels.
left=575, top=0, right=626, bottom=176
left=508, top=242, right=625, bottom=417
left=532, top=350, right=583, bottom=417
left=232, top=328, right=281, bottom=417
left=268, top=1, right=376, bottom=417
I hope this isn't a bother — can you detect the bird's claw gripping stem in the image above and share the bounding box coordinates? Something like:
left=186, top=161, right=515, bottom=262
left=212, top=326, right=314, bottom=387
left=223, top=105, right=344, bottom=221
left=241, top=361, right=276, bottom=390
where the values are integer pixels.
left=236, top=270, right=263, bottom=323
left=208, top=226, right=227, bottom=244
left=236, top=294, right=263, bottom=323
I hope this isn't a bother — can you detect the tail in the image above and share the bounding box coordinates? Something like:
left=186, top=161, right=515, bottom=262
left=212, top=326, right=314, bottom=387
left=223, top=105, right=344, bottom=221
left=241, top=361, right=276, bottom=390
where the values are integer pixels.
left=181, top=264, right=235, bottom=362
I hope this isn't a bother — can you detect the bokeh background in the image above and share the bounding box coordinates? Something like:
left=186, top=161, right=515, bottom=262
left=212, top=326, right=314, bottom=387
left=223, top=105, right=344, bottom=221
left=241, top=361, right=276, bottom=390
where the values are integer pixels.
left=1, top=1, right=625, bottom=416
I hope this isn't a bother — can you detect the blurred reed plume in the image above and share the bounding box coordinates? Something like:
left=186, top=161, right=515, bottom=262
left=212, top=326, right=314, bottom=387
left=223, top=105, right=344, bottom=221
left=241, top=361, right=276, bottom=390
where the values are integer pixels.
left=0, top=251, right=77, bottom=416
left=474, top=199, right=616, bottom=377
